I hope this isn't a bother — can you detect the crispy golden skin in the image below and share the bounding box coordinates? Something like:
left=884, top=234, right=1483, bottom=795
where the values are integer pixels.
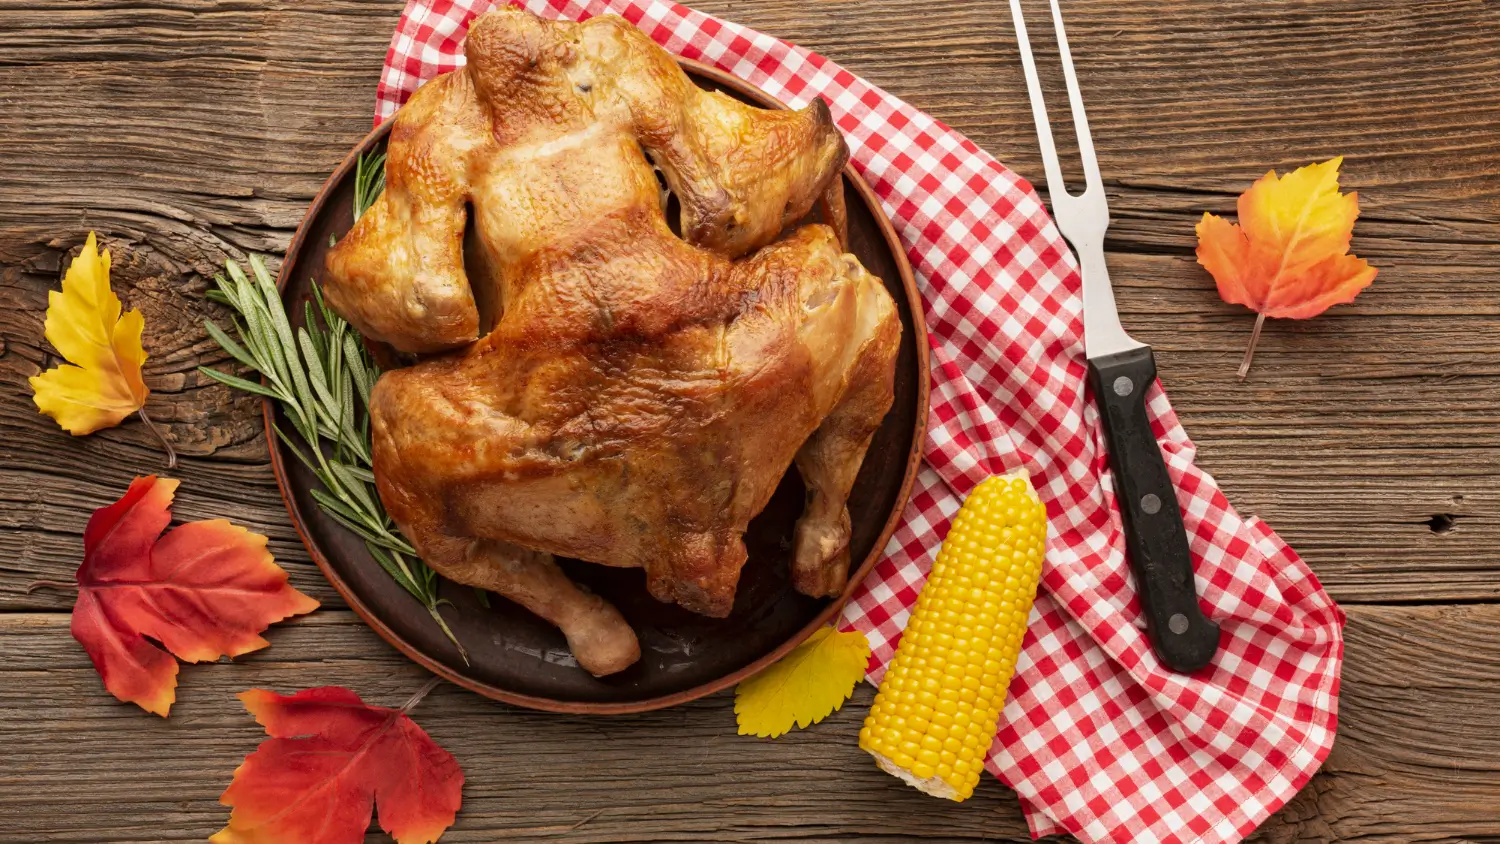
left=323, top=8, right=900, bottom=676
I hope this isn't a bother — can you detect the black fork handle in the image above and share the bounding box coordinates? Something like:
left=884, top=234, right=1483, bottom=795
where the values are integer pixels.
left=1087, top=346, right=1220, bottom=673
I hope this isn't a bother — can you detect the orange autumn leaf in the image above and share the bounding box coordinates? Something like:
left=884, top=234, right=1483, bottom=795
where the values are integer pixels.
left=70, top=475, right=319, bottom=716
left=213, top=686, right=464, bottom=844
left=30, top=232, right=149, bottom=434
left=1196, top=157, right=1378, bottom=377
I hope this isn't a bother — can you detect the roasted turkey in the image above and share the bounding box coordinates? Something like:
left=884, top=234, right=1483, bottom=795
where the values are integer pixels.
left=322, top=7, right=901, bottom=676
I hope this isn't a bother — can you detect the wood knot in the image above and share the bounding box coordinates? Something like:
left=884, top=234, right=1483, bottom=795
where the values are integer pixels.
left=1426, top=513, right=1462, bottom=535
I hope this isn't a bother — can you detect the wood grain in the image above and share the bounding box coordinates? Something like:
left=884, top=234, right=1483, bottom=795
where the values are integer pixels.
left=2, top=0, right=1497, bottom=608
left=1253, top=605, right=1500, bottom=843
left=1, top=0, right=1498, bottom=840
left=0, top=612, right=1051, bottom=844
left=1, top=606, right=1495, bottom=843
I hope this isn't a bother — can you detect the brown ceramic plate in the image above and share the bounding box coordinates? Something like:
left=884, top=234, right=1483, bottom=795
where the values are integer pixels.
left=270, top=59, right=929, bottom=713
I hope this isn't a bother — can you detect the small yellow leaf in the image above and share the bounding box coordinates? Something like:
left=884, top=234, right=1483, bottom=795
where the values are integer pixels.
left=30, top=232, right=149, bottom=434
left=735, top=626, right=870, bottom=738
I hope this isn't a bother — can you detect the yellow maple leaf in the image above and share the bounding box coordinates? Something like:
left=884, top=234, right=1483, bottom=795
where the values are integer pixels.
left=1195, top=156, right=1377, bottom=377
left=30, top=232, right=150, bottom=435
left=735, top=626, right=870, bottom=738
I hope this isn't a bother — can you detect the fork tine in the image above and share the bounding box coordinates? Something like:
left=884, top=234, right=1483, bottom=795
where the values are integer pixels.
left=1007, top=0, right=1068, bottom=205
left=1047, top=0, right=1103, bottom=196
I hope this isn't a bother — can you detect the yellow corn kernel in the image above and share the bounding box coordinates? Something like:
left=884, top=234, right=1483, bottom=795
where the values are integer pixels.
left=859, top=469, right=1047, bottom=802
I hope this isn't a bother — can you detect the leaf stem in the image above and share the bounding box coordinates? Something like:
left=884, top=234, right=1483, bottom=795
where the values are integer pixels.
left=137, top=407, right=178, bottom=469
left=427, top=603, right=469, bottom=666
left=25, top=580, right=78, bottom=593
left=401, top=675, right=444, bottom=714
left=1237, top=312, right=1267, bottom=380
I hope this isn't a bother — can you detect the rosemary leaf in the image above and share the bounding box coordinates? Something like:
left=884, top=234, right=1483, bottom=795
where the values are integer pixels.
left=309, top=491, right=409, bottom=551
left=303, top=300, right=327, bottom=363
left=367, top=543, right=423, bottom=596
left=307, top=485, right=371, bottom=529
left=326, top=460, right=382, bottom=522
left=344, top=333, right=374, bottom=409
left=424, top=605, right=465, bottom=663
left=297, top=328, right=343, bottom=433
left=223, top=258, right=251, bottom=294
left=198, top=366, right=281, bottom=401
left=233, top=273, right=296, bottom=407
left=341, top=464, right=378, bottom=484
left=354, top=150, right=387, bottom=221
left=271, top=423, right=319, bottom=474
left=252, top=258, right=317, bottom=429
left=312, top=281, right=338, bottom=331
left=201, top=319, right=260, bottom=373
left=309, top=463, right=383, bottom=534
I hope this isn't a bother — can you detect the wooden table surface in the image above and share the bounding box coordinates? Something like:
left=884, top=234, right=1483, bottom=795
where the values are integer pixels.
left=3, top=1, right=1498, bottom=841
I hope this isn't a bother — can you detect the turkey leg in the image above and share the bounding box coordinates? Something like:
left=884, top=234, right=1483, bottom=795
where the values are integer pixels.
left=791, top=262, right=901, bottom=597
left=398, top=516, right=641, bottom=677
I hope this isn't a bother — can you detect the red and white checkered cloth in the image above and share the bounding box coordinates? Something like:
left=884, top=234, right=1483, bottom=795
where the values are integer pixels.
left=375, top=2, right=1345, bottom=841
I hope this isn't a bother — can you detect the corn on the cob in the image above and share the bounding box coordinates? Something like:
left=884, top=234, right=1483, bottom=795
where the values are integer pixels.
left=858, top=469, right=1047, bottom=801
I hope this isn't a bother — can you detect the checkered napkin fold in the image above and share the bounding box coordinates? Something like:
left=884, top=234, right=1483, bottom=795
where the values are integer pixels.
left=376, top=2, right=1346, bottom=841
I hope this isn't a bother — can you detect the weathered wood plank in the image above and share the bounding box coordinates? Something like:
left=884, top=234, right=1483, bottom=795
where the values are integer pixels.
left=1, top=0, right=1499, bottom=840
left=6, top=254, right=1498, bottom=607
left=1252, top=604, right=1500, bottom=843
left=676, top=0, right=1500, bottom=229
left=0, top=611, right=1048, bottom=843
left=2, top=606, right=1496, bottom=842
left=6, top=247, right=1497, bottom=605
left=3, top=0, right=1497, bottom=246
left=2, top=0, right=1498, bottom=608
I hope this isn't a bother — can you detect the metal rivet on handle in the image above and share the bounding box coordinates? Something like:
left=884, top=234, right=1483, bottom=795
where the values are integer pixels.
left=1112, top=376, right=1133, bottom=397
left=1140, top=493, right=1161, bottom=514
left=1168, top=613, right=1190, bottom=635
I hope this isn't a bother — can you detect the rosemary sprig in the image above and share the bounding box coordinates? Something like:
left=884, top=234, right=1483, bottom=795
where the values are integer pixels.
left=199, top=150, right=467, bottom=660
left=354, top=148, right=386, bottom=221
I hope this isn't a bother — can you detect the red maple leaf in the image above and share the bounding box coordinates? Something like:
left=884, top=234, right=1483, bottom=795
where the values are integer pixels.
left=68, top=475, right=318, bottom=715
left=212, top=685, right=465, bottom=844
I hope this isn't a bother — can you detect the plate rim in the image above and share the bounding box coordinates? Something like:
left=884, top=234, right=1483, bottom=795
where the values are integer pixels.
left=267, top=57, right=930, bottom=714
